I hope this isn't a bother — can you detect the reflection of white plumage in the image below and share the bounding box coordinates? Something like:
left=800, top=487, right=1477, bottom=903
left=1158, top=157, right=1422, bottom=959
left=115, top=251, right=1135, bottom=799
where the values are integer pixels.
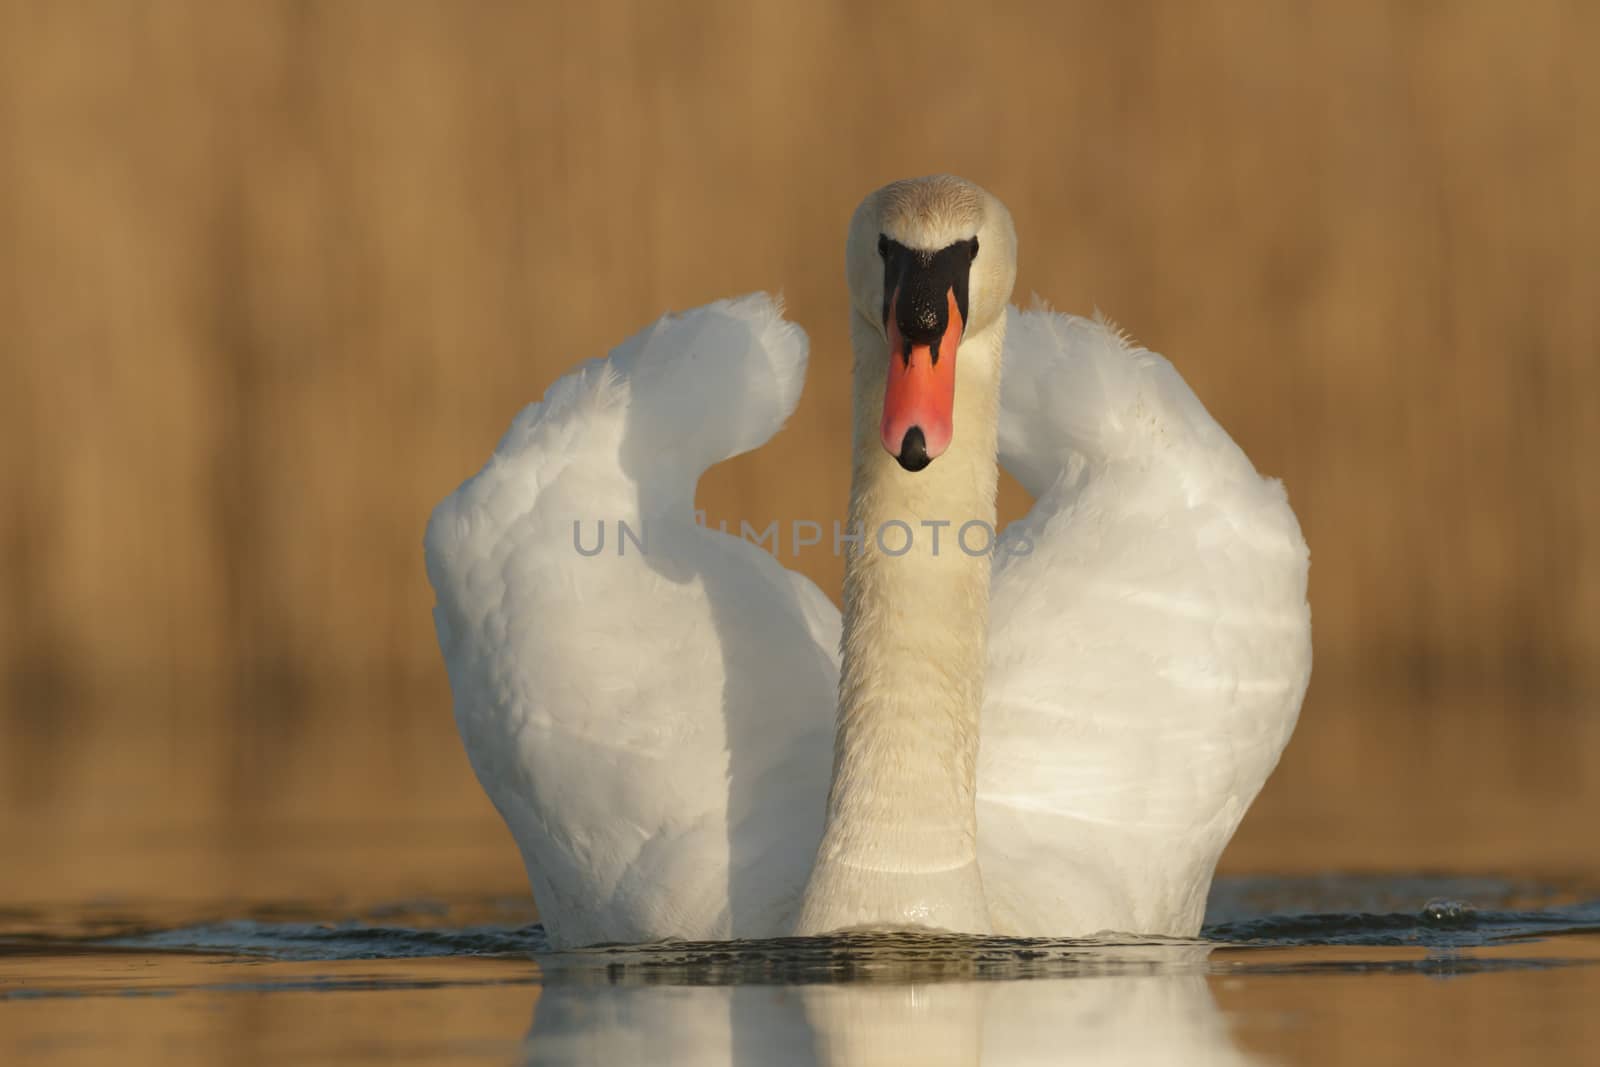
left=425, top=176, right=1311, bottom=949
left=524, top=950, right=1259, bottom=1067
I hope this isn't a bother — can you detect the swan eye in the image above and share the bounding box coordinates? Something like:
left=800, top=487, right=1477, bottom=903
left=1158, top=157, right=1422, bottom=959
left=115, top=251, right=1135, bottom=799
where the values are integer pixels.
left=877, top=234, right=889, bottom=258
left=969, top=238, right=980, bottom=262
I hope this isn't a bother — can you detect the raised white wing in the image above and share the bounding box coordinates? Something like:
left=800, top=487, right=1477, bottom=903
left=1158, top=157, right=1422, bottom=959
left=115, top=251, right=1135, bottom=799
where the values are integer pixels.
left=425, top=295, right=839, bottom=948
left=979, top=306, right=1312, bottom=936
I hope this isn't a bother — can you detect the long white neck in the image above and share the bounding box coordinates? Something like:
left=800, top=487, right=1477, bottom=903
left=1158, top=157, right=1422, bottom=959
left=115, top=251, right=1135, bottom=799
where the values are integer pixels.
left=796, top=313, right=1003, bottom=935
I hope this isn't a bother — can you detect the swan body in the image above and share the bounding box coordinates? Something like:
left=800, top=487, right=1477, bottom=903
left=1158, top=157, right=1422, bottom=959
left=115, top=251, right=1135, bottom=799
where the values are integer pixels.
left=425, top=178, right=1311, bottom=949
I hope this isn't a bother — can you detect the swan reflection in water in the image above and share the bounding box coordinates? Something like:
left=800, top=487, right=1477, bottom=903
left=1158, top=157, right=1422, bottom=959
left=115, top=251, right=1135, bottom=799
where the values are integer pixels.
left=522, top=938, right=1257, bottom=1066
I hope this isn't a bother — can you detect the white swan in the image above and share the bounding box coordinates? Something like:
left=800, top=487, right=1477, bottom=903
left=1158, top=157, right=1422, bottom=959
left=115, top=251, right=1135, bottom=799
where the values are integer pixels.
left=425, top=176, right=1311, bottom=949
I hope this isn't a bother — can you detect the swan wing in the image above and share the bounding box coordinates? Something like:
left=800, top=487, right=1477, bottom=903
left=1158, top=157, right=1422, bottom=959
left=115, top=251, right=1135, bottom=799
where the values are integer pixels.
left=425, top=295, right=839, bottom=948
left=980, top=305, right=1312, bottom=936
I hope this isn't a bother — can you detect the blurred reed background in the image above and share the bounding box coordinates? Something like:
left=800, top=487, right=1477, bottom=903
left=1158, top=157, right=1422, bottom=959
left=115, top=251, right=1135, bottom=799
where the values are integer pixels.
left=1, top=0, right=1596, bottom=906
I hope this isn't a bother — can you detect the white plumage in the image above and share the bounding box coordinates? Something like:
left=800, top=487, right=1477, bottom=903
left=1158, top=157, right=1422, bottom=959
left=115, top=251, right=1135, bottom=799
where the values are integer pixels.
left=981, top=306, right=1310, bottom=935
left=426, top=178, right=1311, bottom=949
left=427, top=297, right=840, bottom=948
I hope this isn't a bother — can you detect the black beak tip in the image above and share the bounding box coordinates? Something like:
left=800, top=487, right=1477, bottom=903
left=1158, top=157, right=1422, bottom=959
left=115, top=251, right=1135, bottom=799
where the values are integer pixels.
left=896, top=426, right=931, bottom=472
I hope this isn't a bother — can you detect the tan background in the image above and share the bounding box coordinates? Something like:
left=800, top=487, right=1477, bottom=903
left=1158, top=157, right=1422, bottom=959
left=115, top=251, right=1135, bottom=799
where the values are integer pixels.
left=1, top=0, right=1597, bottom=905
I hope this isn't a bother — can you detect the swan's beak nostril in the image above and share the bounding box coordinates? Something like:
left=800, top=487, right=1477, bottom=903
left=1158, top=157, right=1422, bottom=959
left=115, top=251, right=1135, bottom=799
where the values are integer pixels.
left=896, top=427, right=931, bottom=472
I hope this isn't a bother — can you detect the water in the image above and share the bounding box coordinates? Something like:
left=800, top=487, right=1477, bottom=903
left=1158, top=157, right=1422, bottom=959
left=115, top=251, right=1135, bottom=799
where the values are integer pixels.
left=3, top=875, right=1597, bottom=1065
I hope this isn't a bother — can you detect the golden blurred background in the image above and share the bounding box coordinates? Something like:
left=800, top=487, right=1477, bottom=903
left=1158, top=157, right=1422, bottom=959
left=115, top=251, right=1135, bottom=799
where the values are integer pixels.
left=1, top=0, right=1596, bottom=907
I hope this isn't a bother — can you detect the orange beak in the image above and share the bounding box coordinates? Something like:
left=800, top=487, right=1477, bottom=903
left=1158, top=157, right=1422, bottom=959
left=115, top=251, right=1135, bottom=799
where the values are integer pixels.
left=882, top=287, right=964, bottom=471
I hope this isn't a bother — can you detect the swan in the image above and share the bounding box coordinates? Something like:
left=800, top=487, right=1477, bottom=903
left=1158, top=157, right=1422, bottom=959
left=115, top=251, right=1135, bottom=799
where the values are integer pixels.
left=424, top=175, right=1311, bottom=948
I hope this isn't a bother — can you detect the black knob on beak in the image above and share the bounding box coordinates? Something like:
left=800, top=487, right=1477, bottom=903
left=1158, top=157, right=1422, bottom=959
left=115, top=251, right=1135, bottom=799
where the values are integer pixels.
left=895, top=286, right=947, bottom=350
left=896, top=426, right=931, bottom=472
left=879, top=235, right=978, bottom=364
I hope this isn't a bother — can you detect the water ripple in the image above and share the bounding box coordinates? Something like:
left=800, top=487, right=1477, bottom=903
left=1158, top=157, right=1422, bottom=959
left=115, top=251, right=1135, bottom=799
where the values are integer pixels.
left=4, top=874, right=1593, bottom=977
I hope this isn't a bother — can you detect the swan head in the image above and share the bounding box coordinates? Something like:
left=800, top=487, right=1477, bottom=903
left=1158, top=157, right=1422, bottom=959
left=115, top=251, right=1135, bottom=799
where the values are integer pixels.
left=846, top=175, right=1017, bottom=471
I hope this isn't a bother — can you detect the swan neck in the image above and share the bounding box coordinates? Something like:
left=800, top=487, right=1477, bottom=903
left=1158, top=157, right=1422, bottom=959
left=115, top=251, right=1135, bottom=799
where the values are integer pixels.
left=797, top=314, right=1003, bottom=933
